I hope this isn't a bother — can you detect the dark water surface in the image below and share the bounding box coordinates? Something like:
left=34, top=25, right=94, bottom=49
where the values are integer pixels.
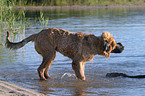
left=1, top=7, right=145, bottom=96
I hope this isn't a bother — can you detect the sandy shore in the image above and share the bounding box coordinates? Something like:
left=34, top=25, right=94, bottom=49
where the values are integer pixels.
left=0, top=80, right=46, bottom=96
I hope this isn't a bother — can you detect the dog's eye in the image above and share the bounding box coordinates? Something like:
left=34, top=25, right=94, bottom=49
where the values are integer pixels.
left=106, top=44, right=110, bottom=52
left=103, top=40, right=110, bottom=52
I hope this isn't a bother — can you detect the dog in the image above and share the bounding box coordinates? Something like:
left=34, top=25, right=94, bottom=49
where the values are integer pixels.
left=6, top=28, right=123, bottom=80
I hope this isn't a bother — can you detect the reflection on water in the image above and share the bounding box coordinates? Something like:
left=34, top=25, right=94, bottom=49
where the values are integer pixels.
left=1, top=7, right=145, bottom=95
left=61, top=73, right=75, bottom=79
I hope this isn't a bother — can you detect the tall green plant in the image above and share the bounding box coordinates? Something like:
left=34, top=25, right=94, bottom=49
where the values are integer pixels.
left=0, top=0, right=29, bottom=45
left=11, top=0, right=145, bottom=6
left=38, top=10, right=49, bottom=29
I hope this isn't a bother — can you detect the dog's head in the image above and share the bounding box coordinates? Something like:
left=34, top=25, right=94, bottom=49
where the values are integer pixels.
left=103, top=41, right=124, bottom=53
left=102, top=31, right=117, bottom=58
left=102, top=32, right=124, bottom=58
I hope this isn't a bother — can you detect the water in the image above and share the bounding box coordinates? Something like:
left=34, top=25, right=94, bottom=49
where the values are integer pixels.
left=1, top=7, right=145, bottom=96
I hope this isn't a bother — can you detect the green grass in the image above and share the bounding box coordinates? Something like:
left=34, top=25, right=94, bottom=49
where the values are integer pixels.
left=0, top=0, right=49, bottom=32
left=0, top=0, right=49, bottom=45
left=12, top=0, right=145, bottom=6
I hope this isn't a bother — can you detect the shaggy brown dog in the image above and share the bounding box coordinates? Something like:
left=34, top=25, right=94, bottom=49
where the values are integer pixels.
left=6, top=28, right=117, bottom=80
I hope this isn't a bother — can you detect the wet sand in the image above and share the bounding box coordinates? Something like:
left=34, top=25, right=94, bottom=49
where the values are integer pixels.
left=0, top=80, right=46, bottom=96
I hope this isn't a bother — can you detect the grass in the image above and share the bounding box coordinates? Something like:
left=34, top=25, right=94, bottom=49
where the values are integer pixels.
left=38, top=10, right=49, bottom=29
left=0, top=0, right=49, bottom=32
left=0, top=0, right=49, bottom=46
left=13, top=0, right=145, bottom=6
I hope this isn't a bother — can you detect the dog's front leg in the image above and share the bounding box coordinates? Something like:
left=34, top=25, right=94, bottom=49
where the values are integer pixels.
left=37, top=60, right=47, bottom=80
left=72, top=61, right=86, bottom=80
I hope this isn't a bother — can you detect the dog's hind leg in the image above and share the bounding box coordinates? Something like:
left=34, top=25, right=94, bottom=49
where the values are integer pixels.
left=44, top=52, right=56, bottom=79
left=37, top=58, right=48, bottom=80
left=44, top=67, right=50, bottom=79
left=82, top=62, right=86, bottom=75
left=37, top=51, right=56, bottom=80
left=72, top=61, right=86, bottom=80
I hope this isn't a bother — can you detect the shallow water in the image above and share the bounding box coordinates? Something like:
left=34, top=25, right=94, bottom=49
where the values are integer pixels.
left=1, top=7, right=145, bottom=95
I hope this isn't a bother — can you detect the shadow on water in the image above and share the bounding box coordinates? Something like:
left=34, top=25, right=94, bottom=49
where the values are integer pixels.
left=1, top=7, right=145, bottom=95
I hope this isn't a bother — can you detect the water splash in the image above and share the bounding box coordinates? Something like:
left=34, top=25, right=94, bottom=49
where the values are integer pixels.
left=61, top=73, right=75, bottom=79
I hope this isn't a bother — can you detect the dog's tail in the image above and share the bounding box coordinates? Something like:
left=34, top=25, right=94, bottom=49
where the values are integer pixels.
left=6, top=31, right=37, bottom=50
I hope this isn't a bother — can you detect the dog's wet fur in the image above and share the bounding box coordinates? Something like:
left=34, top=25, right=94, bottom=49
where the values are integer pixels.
left=6, top=28, right=124, bottom=80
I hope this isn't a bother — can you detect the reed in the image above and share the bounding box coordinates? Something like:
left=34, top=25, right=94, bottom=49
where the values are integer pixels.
left=0, top=0, right=48, bottom=46
left=38, top=10, right=49, bottom=29
left=0, top=0, right=48, bottom=36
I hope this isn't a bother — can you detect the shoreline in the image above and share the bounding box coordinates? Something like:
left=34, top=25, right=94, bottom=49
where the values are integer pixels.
left=15, top=5, right=145, bottom=10
left=0, top=80, right=46, bottom=96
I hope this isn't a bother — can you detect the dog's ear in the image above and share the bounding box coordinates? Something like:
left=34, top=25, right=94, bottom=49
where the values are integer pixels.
left=102, top=31, right=111, bottom=40
left=103, top=40, right=110, bottom=53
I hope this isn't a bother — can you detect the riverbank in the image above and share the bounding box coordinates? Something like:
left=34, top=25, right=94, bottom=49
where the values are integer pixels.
left=12, top=0, right=145, bottom=6
left=15, top=5, right=145, bottom=10
left=0, top=80, right=46, bottom=96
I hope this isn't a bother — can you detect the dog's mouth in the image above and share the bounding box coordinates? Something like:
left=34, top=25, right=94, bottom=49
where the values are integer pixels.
left=104, top=51, right=110, bottom=58
left=111, top=42, right=124, bottom=53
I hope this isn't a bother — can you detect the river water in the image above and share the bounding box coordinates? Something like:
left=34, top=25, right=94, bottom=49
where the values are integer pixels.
left=0, top=7, right=145, bottom=96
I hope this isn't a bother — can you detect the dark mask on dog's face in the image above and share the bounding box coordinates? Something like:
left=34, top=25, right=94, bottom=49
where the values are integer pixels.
left=103, top=40, right=110, bottom=54
left=111, top=42, right=124, bottom=53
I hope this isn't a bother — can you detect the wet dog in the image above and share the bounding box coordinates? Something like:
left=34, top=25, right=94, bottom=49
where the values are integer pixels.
left=6, top=28, right=124, bottom=80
